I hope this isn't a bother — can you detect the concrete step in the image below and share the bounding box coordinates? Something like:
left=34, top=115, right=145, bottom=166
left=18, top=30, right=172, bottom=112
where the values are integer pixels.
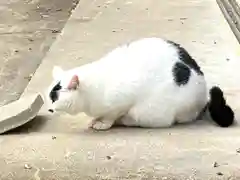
left=217, top=0, right=240, bottom=43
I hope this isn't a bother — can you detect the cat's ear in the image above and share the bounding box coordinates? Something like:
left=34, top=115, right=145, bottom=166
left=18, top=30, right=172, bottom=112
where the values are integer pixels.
left=67, top=75, right=80, bottom=90
left=52, top=66, right=64, bottom=79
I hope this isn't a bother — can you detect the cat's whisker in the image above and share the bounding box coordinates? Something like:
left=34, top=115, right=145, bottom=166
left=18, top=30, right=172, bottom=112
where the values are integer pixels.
left=51, top=89, right=69, bottom=93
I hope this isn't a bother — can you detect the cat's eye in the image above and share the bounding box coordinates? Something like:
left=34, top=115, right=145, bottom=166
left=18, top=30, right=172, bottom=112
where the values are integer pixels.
left=50, top=82, right=62, bottom=103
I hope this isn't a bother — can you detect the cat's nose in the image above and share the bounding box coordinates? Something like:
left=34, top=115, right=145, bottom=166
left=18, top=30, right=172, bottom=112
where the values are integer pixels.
left=48, top=109, right=54, bottom=113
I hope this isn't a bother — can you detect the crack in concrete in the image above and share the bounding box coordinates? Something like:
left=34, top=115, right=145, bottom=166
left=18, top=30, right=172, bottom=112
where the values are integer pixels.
left=0, top=29, right=61, bottom=35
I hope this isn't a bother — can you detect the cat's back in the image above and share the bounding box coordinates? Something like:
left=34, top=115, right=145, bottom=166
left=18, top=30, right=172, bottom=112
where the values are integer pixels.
left=95, top=38, right=182, bottom=93
left=98, top=37, right=178, bottom=74
left=125, top=37, right=178, bottom=66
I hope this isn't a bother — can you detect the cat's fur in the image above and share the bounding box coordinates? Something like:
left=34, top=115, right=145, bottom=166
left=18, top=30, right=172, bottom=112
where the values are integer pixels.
left=45, top=37, right=234, bottom=130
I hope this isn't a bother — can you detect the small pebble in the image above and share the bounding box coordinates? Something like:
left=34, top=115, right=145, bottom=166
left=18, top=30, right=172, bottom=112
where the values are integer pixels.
left=226, top=58, right=230, bottom=61
left=52, top=29, right=61, bottom=33
left=213, top=162, right=219, bottom=167
left=28, top=38, right=34, bottom=42
left=24, top=75, right=32, bottom=81
left=41, top=14, right=49, bottom=18
left=106, top=156, right=111, bottom=160
left=180, top=17, right=187, bottom=20
left=236, top=148, right=240, bottom=153
left=24, top=164, right=32, bottom=169
left=217, top=172, right=223, bottom=176
left=52, top=136, right=56, bottom=140
left=15, top=50, right=19, bottom=53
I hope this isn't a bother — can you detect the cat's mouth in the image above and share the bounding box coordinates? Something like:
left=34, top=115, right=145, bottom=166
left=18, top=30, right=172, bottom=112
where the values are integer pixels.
left=48, top=109, right=54, bottom=113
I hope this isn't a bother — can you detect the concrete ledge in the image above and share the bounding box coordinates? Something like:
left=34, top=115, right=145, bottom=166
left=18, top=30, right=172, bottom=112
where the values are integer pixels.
left=0, top=94, right=43, bottom=134
left=217, top=0, right=240, bottom=43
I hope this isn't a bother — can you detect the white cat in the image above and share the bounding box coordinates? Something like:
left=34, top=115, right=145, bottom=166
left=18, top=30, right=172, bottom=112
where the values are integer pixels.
left=46, top=37, right=234, bottom=130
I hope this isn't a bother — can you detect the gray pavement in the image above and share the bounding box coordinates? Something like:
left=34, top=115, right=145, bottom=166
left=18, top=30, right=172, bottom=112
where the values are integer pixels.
left=2, top=0, right=240, bottom=179
left=0, top=0, right=79, bottom=106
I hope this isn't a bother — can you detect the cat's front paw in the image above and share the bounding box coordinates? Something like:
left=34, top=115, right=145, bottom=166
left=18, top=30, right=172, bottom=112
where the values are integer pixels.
left=88, top=117, right=113, bottom=130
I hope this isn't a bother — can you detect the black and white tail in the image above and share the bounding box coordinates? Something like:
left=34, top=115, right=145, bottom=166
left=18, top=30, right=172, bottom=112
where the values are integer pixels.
left=208, top=86, right=235, bottom=127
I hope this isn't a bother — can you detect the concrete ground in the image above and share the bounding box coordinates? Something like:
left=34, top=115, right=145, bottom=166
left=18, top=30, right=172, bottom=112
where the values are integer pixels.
left=2, top=0, right=240, bottom=179
left=0, top=0, right=79, bottom=106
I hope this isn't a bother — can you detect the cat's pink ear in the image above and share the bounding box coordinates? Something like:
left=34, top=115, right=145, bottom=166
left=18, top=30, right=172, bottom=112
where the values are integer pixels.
left=67, top=75, right=80, bottom=90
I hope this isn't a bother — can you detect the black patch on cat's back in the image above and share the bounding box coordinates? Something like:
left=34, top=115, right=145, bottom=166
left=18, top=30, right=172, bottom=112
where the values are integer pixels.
left=49, top=82, right=62, bottom=103
left=167, top=40, right=203, bottom=75
left=173, top=62, right=191, bottom=86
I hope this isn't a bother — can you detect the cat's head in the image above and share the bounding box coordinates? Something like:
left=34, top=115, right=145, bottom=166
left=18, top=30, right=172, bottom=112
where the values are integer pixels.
left=45, top=66, right=85, bottom=115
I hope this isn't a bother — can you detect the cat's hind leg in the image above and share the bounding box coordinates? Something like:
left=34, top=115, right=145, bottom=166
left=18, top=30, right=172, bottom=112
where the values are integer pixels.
left=126, top=99, right=176, bottom=128
left=115, top=114, right=139, bottom=127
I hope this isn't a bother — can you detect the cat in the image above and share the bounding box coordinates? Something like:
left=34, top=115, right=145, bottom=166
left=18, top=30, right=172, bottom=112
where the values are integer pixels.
left=45, top=37, right=234, bottom=130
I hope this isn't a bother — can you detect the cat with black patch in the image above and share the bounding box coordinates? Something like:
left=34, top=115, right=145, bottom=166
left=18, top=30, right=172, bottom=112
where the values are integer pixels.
left=45, top=37, right=235, bottom=130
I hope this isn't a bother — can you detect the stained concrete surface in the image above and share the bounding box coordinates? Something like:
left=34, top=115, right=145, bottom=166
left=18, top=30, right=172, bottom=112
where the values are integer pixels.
left=0, top=0, right=79, bottom=106
left=2, top=0, right=240, bottom=179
